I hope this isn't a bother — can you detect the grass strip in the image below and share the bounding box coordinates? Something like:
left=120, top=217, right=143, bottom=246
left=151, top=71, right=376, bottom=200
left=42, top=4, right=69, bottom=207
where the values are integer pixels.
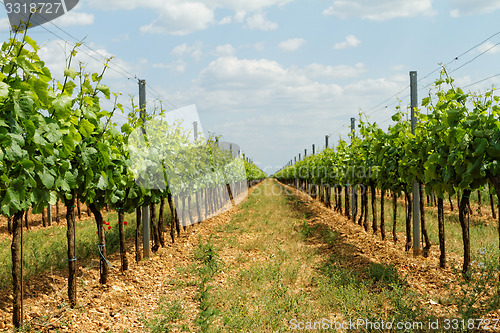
left=200, top=179, right=431, bottom=332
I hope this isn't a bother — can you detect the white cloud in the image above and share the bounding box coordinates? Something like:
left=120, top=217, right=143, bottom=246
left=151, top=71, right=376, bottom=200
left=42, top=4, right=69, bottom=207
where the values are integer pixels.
left=192, top=56, right=379, bottom=114
left=450, top=0, right=500, bottom=16
left=153, top=60, right=187, bottom=73
left=88, top=0, right=140, bottom=11
left=88, top=0, right=292, bottom=35
left=90, top=0, right=292, bottom=12
left=449, top=9, right=461, bottom=18
left=246, top=12, right=278, bottom=31
left=214, top=44, right=236, bottom=56
left=334, top=35, right=361, bottom=50
left=191, top=57, right=391, bottom=111
left=209, top=0, right=292, bottom=13
left=140, top=2, right=214, bottom=35
left=196, top=56, right=293, bottom=89
left=111, top=34, right=130, bottom=43
left=166, top=42, right=205, bottom=73
left=0, top=18, right=11, bottom=32
left=233, top=11, right=247, bottom=23
left=304, top=63, right=366, bottom=79
left=219, top=16, right=232, bottom=24
left=171, top=44, right=189, bottom=57
left=171, top=42, right=204, bottom=60
left=455, top=75, right=500, bottom=92
left=477, top=41, right=500, bottom=55
left=246, top=42, right=266, bottom=52
left=323, top=0, right=435, bottom=21
left=255, top=42, right=266, bottom=51
left=189, top=57, right=404, bottom=115
left=344, top=74, right=407, bottom=96
left=454, top=75, right=472, bottom=87
left=52, top=11, right=94, bottom=26
left=278, top=38, right=306, bottom=52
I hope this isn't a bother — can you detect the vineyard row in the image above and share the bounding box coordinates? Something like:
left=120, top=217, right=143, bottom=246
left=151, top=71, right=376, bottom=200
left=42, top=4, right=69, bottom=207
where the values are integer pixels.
left=0, top=31, right=267, bottom=328
left=274, top=69, right=500, bottom=281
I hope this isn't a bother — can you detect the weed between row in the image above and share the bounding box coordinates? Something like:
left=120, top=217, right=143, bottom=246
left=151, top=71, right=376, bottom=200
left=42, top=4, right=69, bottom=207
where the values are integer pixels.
left=143, top=237, right=223, bottom=333
left=141, top=298, right=185, bottom=333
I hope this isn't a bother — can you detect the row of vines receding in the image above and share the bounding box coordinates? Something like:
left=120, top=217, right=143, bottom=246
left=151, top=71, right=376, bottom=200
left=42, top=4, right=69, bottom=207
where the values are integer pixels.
left=274, top=68, right=500, bottom=283
left=0, top=31, right=267, bottom=328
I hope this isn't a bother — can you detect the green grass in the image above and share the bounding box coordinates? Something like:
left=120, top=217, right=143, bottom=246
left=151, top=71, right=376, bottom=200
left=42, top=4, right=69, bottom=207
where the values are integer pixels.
left=192, top=237, right=224, bottom=332
left=142, top=297, right=185, bottom=333
left=196, top=179, right=432, bottom=332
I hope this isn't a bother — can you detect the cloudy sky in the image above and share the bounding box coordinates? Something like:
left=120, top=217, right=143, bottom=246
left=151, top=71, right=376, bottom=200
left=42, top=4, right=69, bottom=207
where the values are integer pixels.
left=1, top=0, right=500, bottom=174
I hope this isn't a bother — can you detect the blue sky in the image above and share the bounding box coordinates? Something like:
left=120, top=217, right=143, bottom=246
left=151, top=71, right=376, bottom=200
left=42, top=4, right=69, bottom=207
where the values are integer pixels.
left=1, top=0, right=500, bottom=174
